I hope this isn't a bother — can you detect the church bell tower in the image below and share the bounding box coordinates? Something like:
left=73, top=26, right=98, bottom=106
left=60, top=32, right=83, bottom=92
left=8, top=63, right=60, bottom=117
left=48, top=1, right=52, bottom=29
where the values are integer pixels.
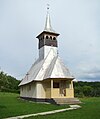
left=36, top=7, right=59, bottom=60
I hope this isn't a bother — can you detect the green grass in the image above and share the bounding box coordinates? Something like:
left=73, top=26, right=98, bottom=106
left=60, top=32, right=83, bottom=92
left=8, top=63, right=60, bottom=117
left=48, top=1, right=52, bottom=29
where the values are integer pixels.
left=0, top=92, right=67, bottom=119
left=0, top=92, right=100, bottom=119
left=26, top=97, right=100, bottom=119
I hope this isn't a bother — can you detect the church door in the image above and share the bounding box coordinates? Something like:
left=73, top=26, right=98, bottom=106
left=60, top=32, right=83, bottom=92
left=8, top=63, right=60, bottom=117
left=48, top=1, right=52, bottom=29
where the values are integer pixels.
left=60, top=80, right=66, bottom=96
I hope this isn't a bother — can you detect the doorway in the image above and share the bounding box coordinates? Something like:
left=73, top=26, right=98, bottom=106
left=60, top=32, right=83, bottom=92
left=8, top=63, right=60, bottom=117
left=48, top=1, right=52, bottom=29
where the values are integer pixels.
left=60, top=80, right=66, bottom=96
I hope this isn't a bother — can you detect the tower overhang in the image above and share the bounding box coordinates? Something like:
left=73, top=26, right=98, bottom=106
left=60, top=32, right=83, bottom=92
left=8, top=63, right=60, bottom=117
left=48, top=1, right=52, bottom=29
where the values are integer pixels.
left=36, top=31, right=59, bottom=38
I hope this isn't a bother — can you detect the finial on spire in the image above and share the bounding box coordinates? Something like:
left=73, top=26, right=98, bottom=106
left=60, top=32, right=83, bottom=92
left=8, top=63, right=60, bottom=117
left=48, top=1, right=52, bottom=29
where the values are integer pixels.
left=47, top=4, right=50, bottom=11
left=44, top=4, right=55, bottom=32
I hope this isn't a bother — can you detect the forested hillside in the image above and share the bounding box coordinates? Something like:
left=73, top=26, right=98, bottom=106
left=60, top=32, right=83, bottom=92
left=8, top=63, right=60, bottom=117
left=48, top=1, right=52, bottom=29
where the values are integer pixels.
left=0, top=71, right=20, bottom=93
left=0, top=71, right=100, bottom=97
left=74, top=81, right=100, bottom=97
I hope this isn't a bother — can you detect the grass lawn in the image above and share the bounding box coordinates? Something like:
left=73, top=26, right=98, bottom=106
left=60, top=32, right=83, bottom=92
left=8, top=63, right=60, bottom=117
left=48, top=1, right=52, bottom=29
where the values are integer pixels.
left=0, top=92, right=67, bottom=119
left=26, top=97, right=100, bottom=119
left=0, top=92, right=100, bottom=119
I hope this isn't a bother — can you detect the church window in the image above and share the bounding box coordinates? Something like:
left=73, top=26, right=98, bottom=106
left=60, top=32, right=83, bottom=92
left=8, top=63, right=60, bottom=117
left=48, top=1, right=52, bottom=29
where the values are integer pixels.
left=53, top=82, right=59, bottom=88
left=50, top=36, right=52, bottom=40
left=46, top=36, right=49, bottom=39
left=53, top=37, right=56, bottom=40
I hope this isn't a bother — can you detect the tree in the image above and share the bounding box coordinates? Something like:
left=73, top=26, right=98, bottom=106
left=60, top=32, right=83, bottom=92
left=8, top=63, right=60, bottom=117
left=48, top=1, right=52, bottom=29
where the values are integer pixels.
left=83, top=86, right=93, bottom=97
left=74, top=81, right=100, bottom=97
left=0, top=71, right=20, bottom=93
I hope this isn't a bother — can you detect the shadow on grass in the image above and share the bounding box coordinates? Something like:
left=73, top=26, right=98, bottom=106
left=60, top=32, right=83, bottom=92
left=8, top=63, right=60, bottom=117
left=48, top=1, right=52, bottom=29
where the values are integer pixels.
left=0, top=105, right=6, bottom=109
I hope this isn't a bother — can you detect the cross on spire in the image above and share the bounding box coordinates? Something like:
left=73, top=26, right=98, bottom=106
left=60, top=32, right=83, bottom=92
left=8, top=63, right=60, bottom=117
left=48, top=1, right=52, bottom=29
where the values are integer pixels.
left=44, top=4, right=55, bottom=32
left=47, top=4, right=50, bottom=12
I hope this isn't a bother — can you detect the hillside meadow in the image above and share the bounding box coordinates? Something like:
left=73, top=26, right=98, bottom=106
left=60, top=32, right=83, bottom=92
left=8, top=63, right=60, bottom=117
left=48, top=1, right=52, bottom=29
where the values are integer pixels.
left=0, top=92, right=67, bottom=119
left=0, top=93, right=100, bottom=119
left=25, top=97, right=100, bottom=119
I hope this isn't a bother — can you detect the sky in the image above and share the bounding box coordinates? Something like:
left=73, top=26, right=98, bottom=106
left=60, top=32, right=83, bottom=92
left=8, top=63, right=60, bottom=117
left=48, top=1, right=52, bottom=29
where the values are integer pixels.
left=0, top=0, right=100, bottom=81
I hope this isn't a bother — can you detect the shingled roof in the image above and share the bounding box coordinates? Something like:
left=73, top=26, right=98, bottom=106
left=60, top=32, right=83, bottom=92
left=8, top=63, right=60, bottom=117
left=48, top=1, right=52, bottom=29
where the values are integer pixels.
left=19, top=49, right=74, bottom=86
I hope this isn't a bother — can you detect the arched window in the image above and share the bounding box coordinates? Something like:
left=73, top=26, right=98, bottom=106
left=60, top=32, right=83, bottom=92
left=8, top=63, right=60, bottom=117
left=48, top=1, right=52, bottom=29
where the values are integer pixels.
left=46, top=36, right=49, bottom=39
left=53, top=37, right=56, bottom=40
left=50, top=36, right=52, bottom=40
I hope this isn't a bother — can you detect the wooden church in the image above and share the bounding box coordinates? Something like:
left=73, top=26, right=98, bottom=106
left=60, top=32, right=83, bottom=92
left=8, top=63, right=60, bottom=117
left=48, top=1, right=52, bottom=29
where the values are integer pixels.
left=19, top=10, right=80, bottom=104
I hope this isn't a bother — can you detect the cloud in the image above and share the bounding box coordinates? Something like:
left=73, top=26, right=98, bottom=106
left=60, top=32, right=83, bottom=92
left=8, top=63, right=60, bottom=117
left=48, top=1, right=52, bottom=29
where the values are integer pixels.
left=80, top=70, right=100, bottom=81
left=76, top=62, right=100, bottom=81
left=0, top=0, right=100, bottom=81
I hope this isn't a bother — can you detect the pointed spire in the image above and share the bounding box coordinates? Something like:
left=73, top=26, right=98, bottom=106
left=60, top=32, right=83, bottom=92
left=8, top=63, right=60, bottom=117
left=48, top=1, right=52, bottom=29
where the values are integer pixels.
left=44, top=4, right=55, bottom=32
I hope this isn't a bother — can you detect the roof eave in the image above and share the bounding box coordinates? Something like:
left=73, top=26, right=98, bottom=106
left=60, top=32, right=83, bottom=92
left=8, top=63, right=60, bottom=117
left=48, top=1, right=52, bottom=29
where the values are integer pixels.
left=36, top=31, right=60, bottom=38
left=43, top=77, right=75, bottom=80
